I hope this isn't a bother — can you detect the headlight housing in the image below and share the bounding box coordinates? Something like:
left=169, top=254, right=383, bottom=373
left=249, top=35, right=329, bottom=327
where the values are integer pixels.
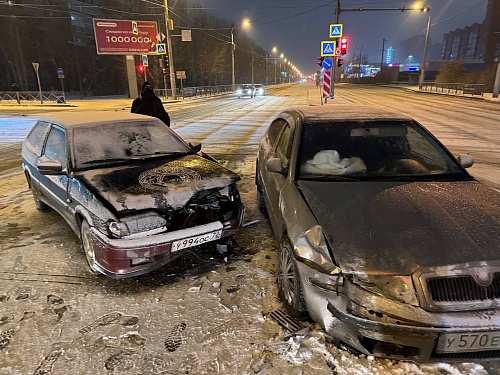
left=108, top=211, right=167, bottom=238
left=295, top=225, right=339, bottom=274
left=353, top=274, right=419, bottom=306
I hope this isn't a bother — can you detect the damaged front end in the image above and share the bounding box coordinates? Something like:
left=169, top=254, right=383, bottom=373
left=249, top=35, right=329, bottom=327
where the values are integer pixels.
left=90, top=183, right=244, bottom=278
left=292, top=230, right=500, bottom=362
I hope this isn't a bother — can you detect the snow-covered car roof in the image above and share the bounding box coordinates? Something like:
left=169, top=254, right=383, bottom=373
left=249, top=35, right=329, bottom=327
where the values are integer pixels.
left=25, top=111, right=158, bottom=128
left=282, top=104, right=414, bottom=123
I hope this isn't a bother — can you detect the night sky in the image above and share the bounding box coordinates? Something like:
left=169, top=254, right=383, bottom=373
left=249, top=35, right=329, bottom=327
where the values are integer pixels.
left=182, top=0, right=488, bottom=76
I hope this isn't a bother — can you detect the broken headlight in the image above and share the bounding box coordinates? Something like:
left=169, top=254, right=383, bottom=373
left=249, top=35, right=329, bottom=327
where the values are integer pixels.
left=295, top=225, right=339, bottom=274
left=108, top=211, right=167, bottom=238
left=353, top=275, right=419, bottom=306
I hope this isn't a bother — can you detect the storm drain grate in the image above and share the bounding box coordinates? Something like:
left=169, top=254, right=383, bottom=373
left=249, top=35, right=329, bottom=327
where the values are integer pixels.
left=269, top=309, right=303, bottom=333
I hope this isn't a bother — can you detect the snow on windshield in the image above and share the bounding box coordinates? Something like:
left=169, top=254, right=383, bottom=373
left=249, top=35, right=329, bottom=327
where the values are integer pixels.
left=72, top=120, right=189, bottom=168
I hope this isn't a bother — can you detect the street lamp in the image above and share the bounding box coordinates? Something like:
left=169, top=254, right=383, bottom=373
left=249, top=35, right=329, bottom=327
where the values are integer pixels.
left=417, top=5, right=431, bottom=89
left=230, top=19, right=251, bottom=91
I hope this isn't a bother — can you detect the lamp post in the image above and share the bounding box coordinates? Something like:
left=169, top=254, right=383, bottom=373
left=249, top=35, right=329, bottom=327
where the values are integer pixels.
left=419, top=9, right=431, bottom=90
left=231, top=26, right=236, bottom=91
left=230, top=19, right=250, bottom=91
left=164, top=0, right=177, bottom=99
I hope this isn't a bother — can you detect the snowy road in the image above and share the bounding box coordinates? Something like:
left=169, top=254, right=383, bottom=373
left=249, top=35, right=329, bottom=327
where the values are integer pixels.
left=0, top=83, right=499, bottom=374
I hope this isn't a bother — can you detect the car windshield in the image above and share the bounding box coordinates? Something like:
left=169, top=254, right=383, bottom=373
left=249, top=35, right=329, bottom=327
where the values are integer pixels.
left=298, top=120, right=469, bottom=181
left=72, top=120, right=191, bottom=170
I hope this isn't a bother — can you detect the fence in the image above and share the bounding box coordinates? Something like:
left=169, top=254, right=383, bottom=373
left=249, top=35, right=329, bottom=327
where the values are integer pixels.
left=0, top=91, right=66, bottom=105
left=419, top=83, right=485, bottom=96
left=156, top=85, right=233, bottom=100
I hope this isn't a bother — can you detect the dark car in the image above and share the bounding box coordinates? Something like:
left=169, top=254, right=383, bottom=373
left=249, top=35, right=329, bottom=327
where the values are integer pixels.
left=237, top=84, right=255, bottom=98
left=22, top=111, right=245, bottom=278
left=255, top=105, right=500, bottom=362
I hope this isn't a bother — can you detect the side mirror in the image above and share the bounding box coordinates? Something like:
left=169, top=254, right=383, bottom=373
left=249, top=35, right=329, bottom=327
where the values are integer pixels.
left=266, top=157, right=286, bottom=175
left=38, top=160, right=65, bottom=175
left=457, top=154, right=474, bottom=168
left=189, top=142, right=202, bottom=153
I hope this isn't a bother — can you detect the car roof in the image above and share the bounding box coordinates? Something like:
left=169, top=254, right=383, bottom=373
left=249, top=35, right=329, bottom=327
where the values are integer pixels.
left=25, top=111, right=156, bottom=129
left=283, top=104, right=414, bottom=123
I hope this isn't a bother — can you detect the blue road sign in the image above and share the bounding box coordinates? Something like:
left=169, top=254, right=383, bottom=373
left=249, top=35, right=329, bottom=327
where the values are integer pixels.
left=329, top=24, right=343, bottom=38
left=57, top=67, right=64, bottom=75
left=156, top=43, right=166, bottom=54
left=322, top=58, right=333, bottom=70
left=321, top=41, right=336, bottom=57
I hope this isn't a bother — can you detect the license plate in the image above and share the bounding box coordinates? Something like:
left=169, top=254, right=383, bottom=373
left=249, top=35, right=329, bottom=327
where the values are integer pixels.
left=171, top=230, right=222, bottom=252
left=437, top=331, right=500, bottom=353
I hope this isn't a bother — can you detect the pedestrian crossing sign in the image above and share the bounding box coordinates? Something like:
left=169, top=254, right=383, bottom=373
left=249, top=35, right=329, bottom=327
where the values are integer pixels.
left=132, top=21, right=138, bottom=35
left=329, top=24, right=343, bottom=38
left=321, top=41, right=336, bottom=57
left=157, top=43, right=166, bottom=54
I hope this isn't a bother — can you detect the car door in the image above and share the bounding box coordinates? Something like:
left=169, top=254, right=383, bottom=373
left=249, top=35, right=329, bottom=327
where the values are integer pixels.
left=37, top=125, right=71, bottom=222
left=263, top=121, right=295, bottom=236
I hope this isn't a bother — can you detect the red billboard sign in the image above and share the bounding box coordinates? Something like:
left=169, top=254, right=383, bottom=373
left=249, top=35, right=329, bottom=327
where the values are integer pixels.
left=93, top=19, right=159, bottom=55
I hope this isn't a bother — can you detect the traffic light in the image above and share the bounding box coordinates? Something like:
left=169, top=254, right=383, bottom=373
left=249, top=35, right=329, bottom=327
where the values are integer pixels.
left=337, top=59, right=344, bottom=67
left=162, top=67, right=167, bottom=75
left=317, top=56, right=325, bottom=66
left=163, top=56, right=169, bottom=68
left=340, top=37, right=348, bottom=55
left=137, top=64, right=145, bottom=74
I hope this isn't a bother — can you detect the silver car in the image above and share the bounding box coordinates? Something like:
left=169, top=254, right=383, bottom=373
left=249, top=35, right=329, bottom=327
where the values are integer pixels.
left=255, top=105, right=500, bottom=362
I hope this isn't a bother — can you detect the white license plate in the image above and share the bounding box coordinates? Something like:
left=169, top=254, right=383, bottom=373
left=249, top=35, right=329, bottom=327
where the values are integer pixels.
left=437, top=331, right=500, bottom=353
left=171, top=230, right=222, bottom=252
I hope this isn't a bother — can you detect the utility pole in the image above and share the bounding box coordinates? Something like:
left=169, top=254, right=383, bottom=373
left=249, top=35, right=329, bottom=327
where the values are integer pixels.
left=380, top=38, right=387, bottom=71
left=164, top=0, right=177, bottom=100
left=419, top=13, right=431, bottom=90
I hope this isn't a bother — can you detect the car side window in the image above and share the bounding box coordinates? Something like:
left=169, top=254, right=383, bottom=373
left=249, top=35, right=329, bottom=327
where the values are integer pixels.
left=44, top=126, right=67, bottom=168
left=26, top=121, right=50, bottom=156
left=276, top=125, right=293, bottom=166
left=267, top=119, right=286, bottom=148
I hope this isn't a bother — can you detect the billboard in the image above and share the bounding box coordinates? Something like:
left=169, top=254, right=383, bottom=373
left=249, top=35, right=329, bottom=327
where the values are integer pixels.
left=93, top=19, right=159, bottom=55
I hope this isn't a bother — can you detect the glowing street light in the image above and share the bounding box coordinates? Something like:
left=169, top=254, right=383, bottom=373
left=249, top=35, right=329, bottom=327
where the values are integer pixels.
left=231, top=19, right=251, bottom=91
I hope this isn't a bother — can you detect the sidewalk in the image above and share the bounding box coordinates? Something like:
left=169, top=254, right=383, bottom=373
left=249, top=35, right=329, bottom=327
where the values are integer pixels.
left=403, top=85, right=500, bottom=104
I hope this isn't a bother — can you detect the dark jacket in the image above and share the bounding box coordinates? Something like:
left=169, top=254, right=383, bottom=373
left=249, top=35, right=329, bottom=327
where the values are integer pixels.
left=132, top=82, right=170, bottom=126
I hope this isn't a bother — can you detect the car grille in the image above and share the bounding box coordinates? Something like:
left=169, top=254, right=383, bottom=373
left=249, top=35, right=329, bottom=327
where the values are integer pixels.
left=432, top=349, right=500, bottom=360
left=426, top=274, right=500, bottom=303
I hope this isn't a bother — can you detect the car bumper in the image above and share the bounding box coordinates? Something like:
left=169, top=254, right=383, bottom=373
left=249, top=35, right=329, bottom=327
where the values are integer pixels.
left=90, top=208, right=244, bottom=278
left=295, top=260, right=500, bottom=362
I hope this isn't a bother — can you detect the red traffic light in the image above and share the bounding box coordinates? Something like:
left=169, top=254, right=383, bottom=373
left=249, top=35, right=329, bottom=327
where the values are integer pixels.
left=340, top=37, right=348, bottom=55
left=137, top=64, right=145, bottom=73
left=162, top=68, right=167, bottom=75
left=317, top=56, right=325, bottom=66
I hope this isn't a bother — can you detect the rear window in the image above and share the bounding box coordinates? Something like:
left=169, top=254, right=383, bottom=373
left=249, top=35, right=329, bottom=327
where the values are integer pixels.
left=26, top=121, right=50, bottom=156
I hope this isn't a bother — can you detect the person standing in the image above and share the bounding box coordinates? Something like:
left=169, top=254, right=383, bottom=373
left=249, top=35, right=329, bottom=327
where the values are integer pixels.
left=132, top=82, right=170, bottom=126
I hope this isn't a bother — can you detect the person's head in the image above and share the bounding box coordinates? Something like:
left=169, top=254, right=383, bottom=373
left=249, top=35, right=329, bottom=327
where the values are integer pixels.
left=141, top=82, right=155, bottom=101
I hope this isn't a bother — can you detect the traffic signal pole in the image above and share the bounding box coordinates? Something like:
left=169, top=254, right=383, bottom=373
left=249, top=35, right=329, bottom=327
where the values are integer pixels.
left=164, top=0, right=177, bottom=100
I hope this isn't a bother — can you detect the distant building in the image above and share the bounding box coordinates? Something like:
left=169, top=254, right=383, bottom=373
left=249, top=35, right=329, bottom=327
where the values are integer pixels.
left=441, top=0, right=500, bottom=66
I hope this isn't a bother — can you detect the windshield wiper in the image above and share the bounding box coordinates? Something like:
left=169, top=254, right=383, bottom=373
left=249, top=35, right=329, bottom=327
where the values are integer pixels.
left=135, top=151, right=192, bottom=157
left=82, top=158, right=131, bottom=165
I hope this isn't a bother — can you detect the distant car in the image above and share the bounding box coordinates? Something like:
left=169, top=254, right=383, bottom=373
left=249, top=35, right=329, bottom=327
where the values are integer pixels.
left=22, top=111, right=245, bottom=278
left=256, top=105, right=500, bottom=362
left=237, top=84, right=255, bottom=98
left=253, top=84, right=265, bottom=96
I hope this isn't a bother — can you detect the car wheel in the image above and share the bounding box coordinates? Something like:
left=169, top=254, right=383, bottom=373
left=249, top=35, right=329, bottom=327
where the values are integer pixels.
left=80, top=220, right=100, bottom=274
left=277, top=239, right=308, bottom=319
left=29, top=179, right=51, bottom=212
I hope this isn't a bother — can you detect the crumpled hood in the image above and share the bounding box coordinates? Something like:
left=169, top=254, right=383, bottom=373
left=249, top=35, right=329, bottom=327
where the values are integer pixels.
left=76, top=155, right=240, bottom=214
left=297, top=180, right=500, bottom=275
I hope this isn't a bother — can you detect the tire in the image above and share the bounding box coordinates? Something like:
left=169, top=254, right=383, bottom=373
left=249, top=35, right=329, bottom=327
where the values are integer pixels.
left=276, top=239, right=308, bottom=319
left=29, top=180, right=51, bottom=212
left=80, top=220, right=100, bottom=274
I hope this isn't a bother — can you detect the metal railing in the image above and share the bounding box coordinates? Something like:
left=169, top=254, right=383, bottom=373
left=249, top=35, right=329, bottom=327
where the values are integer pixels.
left=0, top=91, right=66, bottom=105
left=419, top=83, right=485, bottom=96
left=156, top=85, right=233, bottom=100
